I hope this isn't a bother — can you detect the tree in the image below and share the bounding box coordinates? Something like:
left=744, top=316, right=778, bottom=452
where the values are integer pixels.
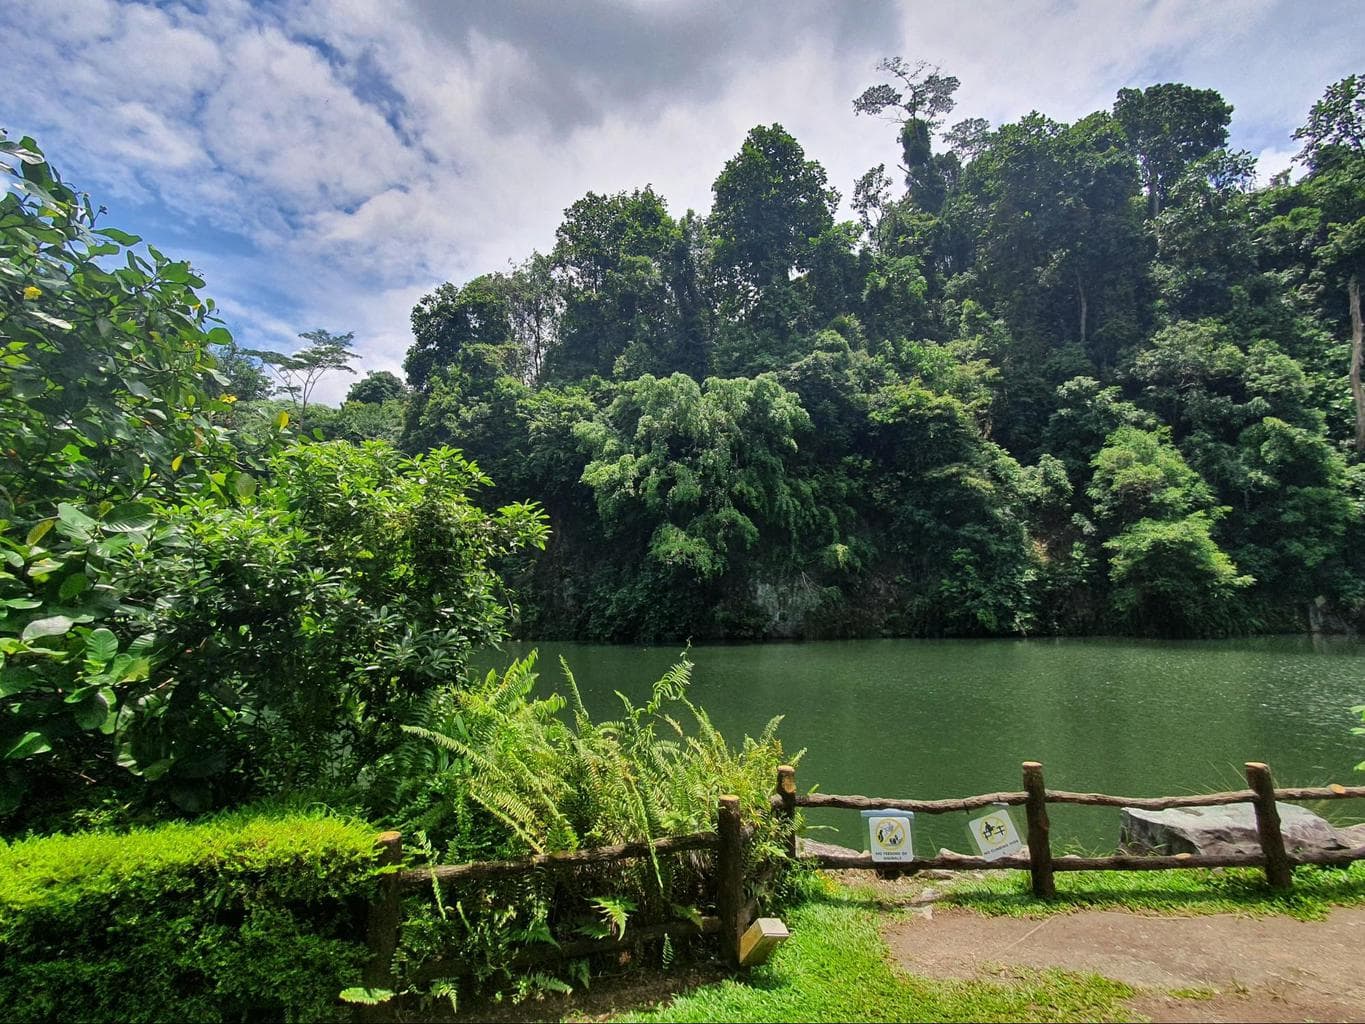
left=1114, top=83, right=1233, bottom=216
left=853, top=59, right=963, bottom=213
left=852, top=58, right=960, bottom=126
left=347, top=370, right=406, bottom=404
left=210, top=341, right=274, bottom=402
left=573, top=373, right=817, bottom=637
left=1087, top=426, right=1250, bottom=632
left=545, top=188, right=692, bottom=381
left=255, top=329, right=358, bottom=420
left=1277, top=76, right=1365, bottom=452
left=1149, top=151, right=1258, bottom=320
left=709, top=125, right=839, bottom=293
left=1293, top=72, right=1364, bottom=168
left=943, top=118, right=992, bottom=161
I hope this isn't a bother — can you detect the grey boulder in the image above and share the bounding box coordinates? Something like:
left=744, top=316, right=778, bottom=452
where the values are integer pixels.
left=1119, top=802, right=1353, bottom=857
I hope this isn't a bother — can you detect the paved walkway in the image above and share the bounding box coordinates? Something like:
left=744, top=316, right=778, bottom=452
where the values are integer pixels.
left=885, top=905, right=1365, bottom=1022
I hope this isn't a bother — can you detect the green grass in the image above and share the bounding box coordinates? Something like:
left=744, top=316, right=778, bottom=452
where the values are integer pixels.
left=620, top=877, right=1135, bottom=1023
left=941, top=861, right=1365, bottom=920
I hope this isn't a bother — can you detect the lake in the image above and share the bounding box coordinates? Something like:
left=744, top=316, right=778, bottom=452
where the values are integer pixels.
left=476, top=637, right=1365, bottom=855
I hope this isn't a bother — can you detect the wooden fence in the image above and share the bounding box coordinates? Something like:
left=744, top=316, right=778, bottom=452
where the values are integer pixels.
left=360, top=759, right=1364, bottom=1015
left=361, top=795, right=753, bottom=1014
left=774, top=761, right=1365, bottom=897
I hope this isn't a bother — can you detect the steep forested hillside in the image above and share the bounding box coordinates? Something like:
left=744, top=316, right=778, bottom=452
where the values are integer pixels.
left=398, top=66, right=1365, bottom=641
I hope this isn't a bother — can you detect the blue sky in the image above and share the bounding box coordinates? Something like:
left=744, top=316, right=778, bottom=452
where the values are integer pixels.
left=4, top=0, right=1361, bottom=403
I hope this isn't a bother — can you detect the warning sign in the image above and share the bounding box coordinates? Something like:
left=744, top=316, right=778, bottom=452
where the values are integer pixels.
left=861, top=809, right=914, bottom=863
left=967, top=807, right=1024, bottom=860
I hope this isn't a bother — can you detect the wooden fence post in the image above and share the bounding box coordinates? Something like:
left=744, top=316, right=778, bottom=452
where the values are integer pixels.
left=363, top=830, right=403, bottom=1021
left=776, top=765, right=798, bottom=861
left=1021, top=761, right=1055, bottom=899
left=1245, top=762, right=1293, bottom=891
left=716, top=795, right=746, bottom=966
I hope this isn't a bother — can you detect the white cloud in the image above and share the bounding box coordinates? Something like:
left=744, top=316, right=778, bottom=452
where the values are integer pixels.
left=4, top=0, right=1362, bottom=405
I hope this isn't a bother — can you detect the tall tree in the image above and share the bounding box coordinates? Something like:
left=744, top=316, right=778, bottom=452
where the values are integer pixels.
left=1114, top=83, right=1233, bottom=216
left=1277, top=74, right=1365, bottom=451
left=255, top=328, right=357, bottom=420
left=545, top=188, right=685, bottom=381
left=709, top=124, right=838, bottom=294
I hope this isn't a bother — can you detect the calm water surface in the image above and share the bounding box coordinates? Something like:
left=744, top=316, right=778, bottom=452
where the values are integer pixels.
left=477, top=637, right=1365, bottom=854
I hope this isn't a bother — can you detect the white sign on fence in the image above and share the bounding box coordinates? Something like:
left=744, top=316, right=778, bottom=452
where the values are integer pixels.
left=967, top=805, right=1024, bottom=861
left=861, top=809, right=914, bottom=863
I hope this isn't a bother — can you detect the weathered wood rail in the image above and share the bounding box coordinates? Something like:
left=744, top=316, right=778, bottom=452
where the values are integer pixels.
left=773, top=760, right=1365, bottom=897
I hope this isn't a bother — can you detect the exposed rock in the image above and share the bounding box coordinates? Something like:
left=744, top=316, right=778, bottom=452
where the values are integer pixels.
left=1337, top=822, right=1365, bottom=848
left=1119, top=803, right=1349, bottom=857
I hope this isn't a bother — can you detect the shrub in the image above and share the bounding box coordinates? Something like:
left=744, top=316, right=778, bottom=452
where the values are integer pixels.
left=369, top=653, right=797, bottom=1009
left=0, top=808, right=381, bottom=1023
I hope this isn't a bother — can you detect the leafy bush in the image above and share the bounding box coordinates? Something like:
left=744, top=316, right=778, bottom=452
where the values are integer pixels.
left=103, top=441, right=547, bottom=810
left=0, top=809, right=381, bottom=1023
left=0, top=132, right=548, bottom=823
left=0, top=132, right=280, bottom=819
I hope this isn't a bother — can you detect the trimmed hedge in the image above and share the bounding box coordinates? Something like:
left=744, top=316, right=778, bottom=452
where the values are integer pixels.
left=0, top=809, right=381, bottom=1023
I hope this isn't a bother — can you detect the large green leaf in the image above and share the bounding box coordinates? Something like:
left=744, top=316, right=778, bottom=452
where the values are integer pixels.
left=56, top=502, right=97, bottom=541
left=85, top=627, right=118, bottom=664
left=4, top=731, right=52, bottom=760
left=103, top=502, right=156, bottom=533
left=21, top=614, right=73, bottom=640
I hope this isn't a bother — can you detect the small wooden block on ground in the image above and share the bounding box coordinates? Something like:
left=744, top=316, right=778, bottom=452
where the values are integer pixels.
left=738, top=917, right=789, bottom=967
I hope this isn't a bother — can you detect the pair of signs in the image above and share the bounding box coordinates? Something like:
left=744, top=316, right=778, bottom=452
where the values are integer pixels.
left=861, top=804, right=1024, bottom=863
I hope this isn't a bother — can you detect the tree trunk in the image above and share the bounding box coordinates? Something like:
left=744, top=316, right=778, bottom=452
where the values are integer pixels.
left=1076, top=270, right=1088, bottom=349
left=1350, top=274, right=1364, bottom=454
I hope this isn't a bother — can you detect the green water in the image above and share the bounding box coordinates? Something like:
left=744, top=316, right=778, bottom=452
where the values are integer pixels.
left=478, top=637, right=1365, bottom=855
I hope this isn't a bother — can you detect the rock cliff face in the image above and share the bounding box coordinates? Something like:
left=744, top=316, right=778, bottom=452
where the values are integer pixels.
left=1119, top=803, right=1358, bottom=857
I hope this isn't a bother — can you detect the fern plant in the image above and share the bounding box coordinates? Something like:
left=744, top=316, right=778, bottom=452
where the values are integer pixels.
left=369, top=650, right=799, bottom=1011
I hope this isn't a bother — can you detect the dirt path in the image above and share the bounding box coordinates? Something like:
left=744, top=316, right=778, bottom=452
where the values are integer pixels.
left=885, top=905, right=1365, bottom=1023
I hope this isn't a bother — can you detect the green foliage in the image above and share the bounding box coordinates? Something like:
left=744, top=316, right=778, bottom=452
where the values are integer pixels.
left=1088, top=427, right=1250, bottom=632
left=392, top=73, right=1365, bottom=641
left=347, top=369, right=406, bottom=404
left=370, top=652, right=794, bottom=1007
left=0, top=133, right=285, bottom=819
left=378, top=652, right=791, bottom=858
left=99, top=442, right=548, bottom=807
left=0, top=808, right=380, bottom=1022
left=0, top=132, right=550, bottom=823
left=709, top=124, right=839, bottom=292
left=1113, top=82, right=1232, bottom=215
left=251, top=328, right=358, bottom=421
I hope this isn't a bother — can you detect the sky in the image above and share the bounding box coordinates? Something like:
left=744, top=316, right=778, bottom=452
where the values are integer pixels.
left=4, top=0, right=1362, bottom=403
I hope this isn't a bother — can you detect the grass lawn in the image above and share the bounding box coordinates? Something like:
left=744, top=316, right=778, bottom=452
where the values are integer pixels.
left=612, top=862, right=1365, bottom=1022
left=619, top=876, right=1135, bottom=1023
left=941, top=860, right=1365, bottom=920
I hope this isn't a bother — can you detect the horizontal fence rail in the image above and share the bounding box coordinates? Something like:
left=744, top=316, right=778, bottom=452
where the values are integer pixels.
left=394, top=830, right=719, bottom=888
left=787, top=784, right=1365, bottom=813
left=773, top=760, right=1365, bottom=899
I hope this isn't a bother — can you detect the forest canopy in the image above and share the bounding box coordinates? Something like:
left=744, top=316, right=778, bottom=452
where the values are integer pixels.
left=394, top=68, right=1365, bottom=641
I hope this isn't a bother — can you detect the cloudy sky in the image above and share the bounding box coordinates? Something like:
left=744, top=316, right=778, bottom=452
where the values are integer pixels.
left=5, top=0, right=1360, bottom=402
